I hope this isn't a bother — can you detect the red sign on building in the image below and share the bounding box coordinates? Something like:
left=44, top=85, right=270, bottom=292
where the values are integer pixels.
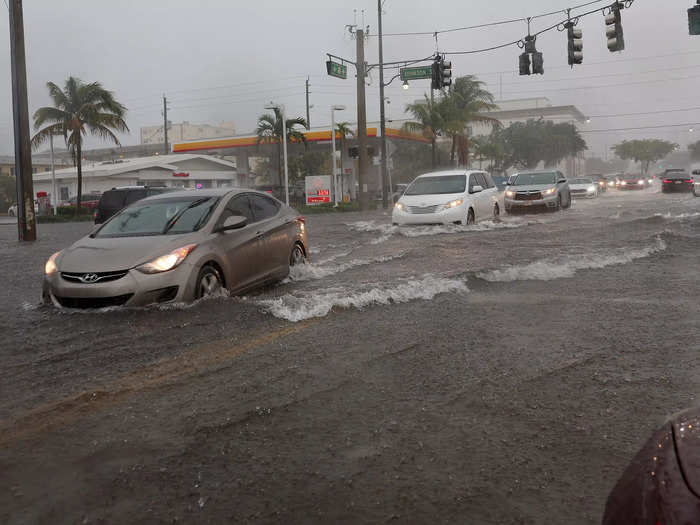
left=172, top=172, right=190, bottom=178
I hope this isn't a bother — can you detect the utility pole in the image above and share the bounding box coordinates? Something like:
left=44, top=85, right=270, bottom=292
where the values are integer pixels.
left=163, top=95, right=169, bottom=155
left=378, top=0, right=389, bottom=210
left=9, top=0, right=36, bottom=241
left=50, top=133, right=57, bottom=215
left=356, top=28, right=369, bottom=211
left=305, top=77, right=311, bottom=128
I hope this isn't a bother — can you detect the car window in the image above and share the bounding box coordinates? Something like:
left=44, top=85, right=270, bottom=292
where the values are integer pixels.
left=249, top=194, right=280, bottom=222
left=100, top=190, right=127, bottom=209
left=125, top=189, right=147, bottom=205
left=220, top=194, right=254, bottom=224
left=482, top=173, right=495, bottom=189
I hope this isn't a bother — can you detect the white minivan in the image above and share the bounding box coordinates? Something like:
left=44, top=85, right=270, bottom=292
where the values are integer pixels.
left=392, top=170, right=501, bottom=226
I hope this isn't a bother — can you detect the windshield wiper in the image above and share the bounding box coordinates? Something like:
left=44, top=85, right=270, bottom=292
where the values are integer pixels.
left=162, top=198, right=209, bottom=234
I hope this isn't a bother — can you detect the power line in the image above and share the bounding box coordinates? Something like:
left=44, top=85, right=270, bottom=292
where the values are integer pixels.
left=580, top=122, right=700, bottom=133
left=378, top=0, right=608, bottom=36
left=499, top=74, right=700, bottom=96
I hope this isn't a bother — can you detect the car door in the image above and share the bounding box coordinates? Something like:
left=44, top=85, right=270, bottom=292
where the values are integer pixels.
left=248, top=194, right=287, bottom=277
left=472, top=173, right=490, bottom=219
left=480, top=172, right=498, bottom=216
left=215, top=193, right=261, bottom=292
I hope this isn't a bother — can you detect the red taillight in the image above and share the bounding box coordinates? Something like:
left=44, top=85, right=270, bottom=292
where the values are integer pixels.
left=297, top=216, right=306, bottom=225
left=685, top=179, right=693, bottom=183
left=663, top=180, right=672, bottom=183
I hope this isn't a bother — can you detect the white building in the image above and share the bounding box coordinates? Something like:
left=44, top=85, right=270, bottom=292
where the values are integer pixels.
left=32, top=154, right=239, bottom=202
left=140, top=121, right=236, bottom=145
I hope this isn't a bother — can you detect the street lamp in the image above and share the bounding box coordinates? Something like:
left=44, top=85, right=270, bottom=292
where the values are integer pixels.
left=265, top=103, right=289, bottom=205
left=331, top=105, right=346, bottom=206
left=402, top=80, right=410, bottom=90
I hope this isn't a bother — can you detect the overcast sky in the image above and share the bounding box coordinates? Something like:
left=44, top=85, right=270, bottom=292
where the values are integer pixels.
left=1, top=0, right=699, bottom=159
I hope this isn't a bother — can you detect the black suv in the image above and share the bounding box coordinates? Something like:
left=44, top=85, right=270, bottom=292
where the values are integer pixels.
left=94, top=186, right=175, bottom=224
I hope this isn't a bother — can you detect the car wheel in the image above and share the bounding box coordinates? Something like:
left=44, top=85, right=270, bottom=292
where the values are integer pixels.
left=493, top=203, right=500, bottom=219
left=465, top=208, right=475, bottom=225
left=290, top=243, right=306, bottom=266
left=195, top=264, right=223, bottom=299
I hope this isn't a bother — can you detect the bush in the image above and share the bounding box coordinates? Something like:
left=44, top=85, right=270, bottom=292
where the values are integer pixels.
left=56, top=206, right=94, bottom=217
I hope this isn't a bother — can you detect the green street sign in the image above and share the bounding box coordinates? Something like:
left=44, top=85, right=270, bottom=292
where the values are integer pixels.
left=400, top=66, right=433, bottom=81
left=326, top=60, right=348, bottom=79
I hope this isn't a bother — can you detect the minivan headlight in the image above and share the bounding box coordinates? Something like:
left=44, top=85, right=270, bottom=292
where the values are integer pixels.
left=135, top=244, right=197, bottom=274
left=442, top=199, right=463, bottom=209
left=394, top=202, right=404, bottom=211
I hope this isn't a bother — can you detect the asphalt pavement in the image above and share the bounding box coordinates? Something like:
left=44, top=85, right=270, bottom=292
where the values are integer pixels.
left=0, top=187, right=698, bottom=524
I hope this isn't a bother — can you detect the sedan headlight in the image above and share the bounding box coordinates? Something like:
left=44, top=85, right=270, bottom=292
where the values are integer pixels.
left=394, top=202, right=404, bottom=211
left=608, top=181, right=615, bottom=186
left=638, top=180, right=645, bottom=185
left=135, top=244, right=197, bottom=274
left=542, top=188, right=557, bottom=196
left=442, top=199, right=463, bottom=210
left=647, top=179, right=653, bottom=184
left=587, top=185, right=596, bottom=192
left=45, top=251, right=61, bottom=275
left=505, top=190, right=515, bottom=198
left=621, top=181, right=627, bottom=186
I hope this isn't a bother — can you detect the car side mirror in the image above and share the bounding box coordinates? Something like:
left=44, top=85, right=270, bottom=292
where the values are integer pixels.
left=504, top=182, right=510, bottom=186
left=216, top=215, right=247, bottom=233
left=471, top=185, right=484, bottom=194
left=557, top=179, right=566, bottom=184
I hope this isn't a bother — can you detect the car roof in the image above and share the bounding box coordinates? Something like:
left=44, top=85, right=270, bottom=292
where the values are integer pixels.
left=415, top=170, right=485, bottom=178
left=139, top=187, right=280, bottom=202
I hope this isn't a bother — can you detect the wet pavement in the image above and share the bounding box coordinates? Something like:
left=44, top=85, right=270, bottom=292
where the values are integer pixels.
left=0, top=187, right=699, bottom=524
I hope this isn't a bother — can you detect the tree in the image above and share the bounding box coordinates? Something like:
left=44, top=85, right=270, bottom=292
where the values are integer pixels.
left=440, top=76, right=498, bottom=166
left=611, top=139, right=678, bottom=174
left=256, top=108, right=308, bottom=187
left=490, top=119, right=587, bottom=171
left=31, top=77, right=128, bottom=214
left=0, top=174, right=16, bottom=213
left=403, top=95, right=445, bottom=169
left=688, top=140, right=700, bottom=162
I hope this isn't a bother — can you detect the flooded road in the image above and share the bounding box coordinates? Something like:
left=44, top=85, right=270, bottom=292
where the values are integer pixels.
left=1, top=188, right=699, bottom=524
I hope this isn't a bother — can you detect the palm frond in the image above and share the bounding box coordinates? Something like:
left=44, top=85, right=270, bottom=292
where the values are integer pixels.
left=30, top=124, right=65, bottom=151
left=32, top=106, right=71, bottom=129
left=87, top=124, right=121, bottom=146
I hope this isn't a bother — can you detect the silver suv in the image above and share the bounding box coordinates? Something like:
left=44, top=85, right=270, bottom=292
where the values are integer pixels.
left=504, top=170, right=572, bottom=213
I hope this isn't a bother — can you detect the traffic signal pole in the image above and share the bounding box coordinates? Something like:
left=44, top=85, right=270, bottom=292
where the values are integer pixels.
left=356, top=28, right=369, bottom=211
left=9, top=0, right=36, bottom=241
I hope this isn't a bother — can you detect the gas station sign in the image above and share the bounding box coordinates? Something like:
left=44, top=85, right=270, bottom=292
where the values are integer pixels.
left=305, top=175, right=332, bottom=205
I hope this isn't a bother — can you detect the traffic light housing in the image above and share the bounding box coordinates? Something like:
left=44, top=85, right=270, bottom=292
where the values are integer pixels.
left=532, top=52, right=544, bottom=75
left=605, top=2, right=625, bottom=52
left=566, top=22, right=583, bottom=66
left=440, top=60, right=452, bottom=88
left=519, top=53, right=531, bottom=75
left=689, top=1, right=700, bottom=35
left=431, top=59, right=440, bottom=90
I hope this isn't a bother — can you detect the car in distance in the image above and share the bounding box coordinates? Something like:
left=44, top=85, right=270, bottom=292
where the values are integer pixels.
left=588, top=174, right=608, bottom=192
left=61, top=193, right=103, bottom=210
left=504, top=170, right=571, bottom=213
left=94, top=186, right=175, bottom=224
left=618, top=174, right=647, bottom=190
left=568, top=177, right=599, bottom=199
left=43, top=189, right=309, bottom=308
left=661, top=169, right=694, bottom=193
left=693, top=170, right=700, bottom=197
left=392, top=170, right=501, bottom=226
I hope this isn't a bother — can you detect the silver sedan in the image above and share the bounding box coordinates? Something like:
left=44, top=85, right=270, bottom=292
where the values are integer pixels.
left=42, top=189, right=309, bottom=308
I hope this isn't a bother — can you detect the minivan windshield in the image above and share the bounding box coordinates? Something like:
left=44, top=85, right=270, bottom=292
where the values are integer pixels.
left=405, top=175, right=466, bottom=195
left=512, top=172, right=558, bottom=186
left=95, top=197, right=219, bottom=237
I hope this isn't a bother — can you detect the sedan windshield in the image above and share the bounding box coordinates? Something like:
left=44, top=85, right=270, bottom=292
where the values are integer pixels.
left=512, top=173, right=557, bottom=186
left=95, top=197, right=219, bottom=238
left=571, top=178, right=593, bottom=184
left=405, top=175, right=466, bottom=195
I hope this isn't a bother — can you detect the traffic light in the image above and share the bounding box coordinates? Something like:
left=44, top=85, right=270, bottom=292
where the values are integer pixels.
left=431, top=58, right=440, bottom=90
left=440, top=60, right=452, bottom=88
left=532, top=52, right=544, bottom=75
left=565, top=22, right=583, bottom=66
left=519, top=53, right=531, bottom=76
left=605, top=1, right=625, bottom=52
left=689, top=1, right=700, bottom=35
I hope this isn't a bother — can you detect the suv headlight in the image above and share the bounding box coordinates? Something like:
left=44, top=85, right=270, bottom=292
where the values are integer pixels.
left=45, top=251, right=61, bottom=275
left=505, top=190, right=515, bottom=198
left=135, top=244, right=197, bottom=274
left=542, top=188, right=556, bottom=196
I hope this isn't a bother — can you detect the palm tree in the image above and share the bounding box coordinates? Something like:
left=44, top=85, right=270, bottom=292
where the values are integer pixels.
left=335, top=122, right=354, bottom=199
left=31, top=77, right=128, bottom=214
left=256, top=107, right=308, bottom=187
left=403, top=95, right=445, bottom=169
left=440, top=76, right=499, bottom=167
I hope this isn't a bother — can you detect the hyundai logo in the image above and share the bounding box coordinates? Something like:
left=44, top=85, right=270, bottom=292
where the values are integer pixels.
left=80, top=273, right=100, bottom=283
